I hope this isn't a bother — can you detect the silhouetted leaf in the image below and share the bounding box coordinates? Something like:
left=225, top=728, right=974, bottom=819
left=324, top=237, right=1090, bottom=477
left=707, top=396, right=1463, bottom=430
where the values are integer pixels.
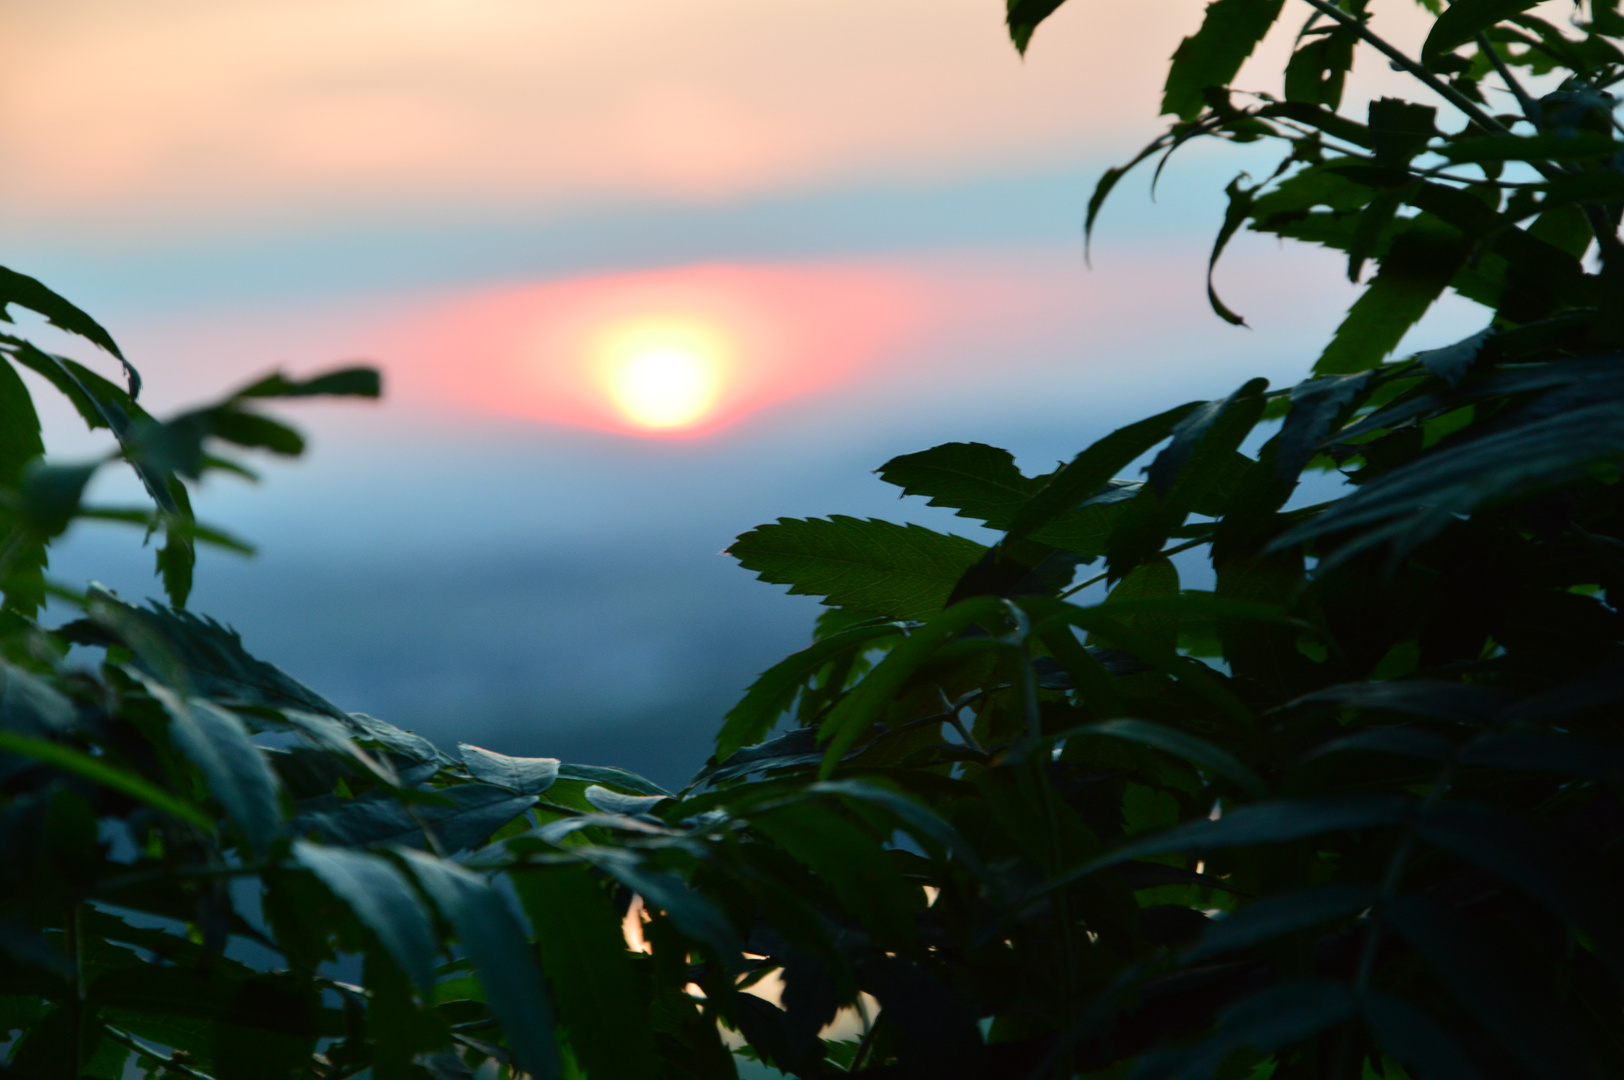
left=0, top=730, right=210, bottom=828
left=877, top=442, right=1040, bottom=528
left=729, top=516, right=986, bottom=620
left=1277, top=371, right=1371, bottom=477
left=0, top=267, right=131, bottom=387
left=572, top=846, right=744, bottom=969
left=233, top=367, right=382, bottom=399
left=1136, top=981, right=1355, bottom=1079
left=715, top=622, right=903, bottom=763
left=1006, top=0, right=1069, bottom=54
left=1424, top=0, right=1543, bottom=60
left=1315, top=217, right=1468, bottom=373
left=1162, top=0, right=1287, bottom=120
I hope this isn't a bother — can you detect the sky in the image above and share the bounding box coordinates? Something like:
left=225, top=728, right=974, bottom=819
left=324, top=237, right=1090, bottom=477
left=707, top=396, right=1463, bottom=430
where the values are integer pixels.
left=1, top=0, right=1489, bottom=788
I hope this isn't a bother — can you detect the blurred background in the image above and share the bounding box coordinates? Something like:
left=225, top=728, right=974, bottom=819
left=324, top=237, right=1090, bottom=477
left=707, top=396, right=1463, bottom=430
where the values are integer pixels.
left=1, top=0, right=1486, bottom=789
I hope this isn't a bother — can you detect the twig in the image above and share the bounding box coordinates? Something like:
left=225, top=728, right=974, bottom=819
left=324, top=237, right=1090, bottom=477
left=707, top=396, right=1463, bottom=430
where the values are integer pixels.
left=103, top=1026, right=217, bottom=1080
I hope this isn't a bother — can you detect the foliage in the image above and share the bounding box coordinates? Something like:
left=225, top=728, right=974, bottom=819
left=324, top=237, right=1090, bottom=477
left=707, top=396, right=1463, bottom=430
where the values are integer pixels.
left=4, top=0, right=1624, bottom=1077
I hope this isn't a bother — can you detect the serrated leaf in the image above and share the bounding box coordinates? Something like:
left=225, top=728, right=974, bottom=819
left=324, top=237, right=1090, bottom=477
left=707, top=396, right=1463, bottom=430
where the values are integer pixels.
left=1005, top=0, right=1069, bottom=54
left=294, top=785, right=535, bottom=852
left=715, top=622, right=903, bottom=763
left=1277, top=371, right=1371, bottom=478
left=459, top=744, right=559, bottom=794
left=728, top=516, right=986, bottom=620
left=753, top=800, right=917, bottom=950
left=876, top=442, right=1040, bottom=529
left=1315, top=217, right=1468, bottom=374
left=1423, top=0, right=1542, bottom=60
left=1162, top=0, right=1287, bottom=120
left=399, top=851, right=561, bottom=1080
left=293, top=841, right=438, bottom=991
left=1007, top=402, right=1201, bottom=543
left=512, top=866, right=658, bottom=1080
left=0, top=267, right=132, bottom=388
left=145, top=681, right=282, bottom=854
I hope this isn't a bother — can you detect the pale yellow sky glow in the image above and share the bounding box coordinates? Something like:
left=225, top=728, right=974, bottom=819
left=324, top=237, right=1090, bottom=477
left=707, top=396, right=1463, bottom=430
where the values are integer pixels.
left=2, top=0, right=1221, bottom=232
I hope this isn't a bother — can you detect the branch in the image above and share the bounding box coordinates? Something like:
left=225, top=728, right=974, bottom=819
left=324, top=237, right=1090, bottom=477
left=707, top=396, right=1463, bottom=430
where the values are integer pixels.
left=1296, top=0, right=1513, bottom=137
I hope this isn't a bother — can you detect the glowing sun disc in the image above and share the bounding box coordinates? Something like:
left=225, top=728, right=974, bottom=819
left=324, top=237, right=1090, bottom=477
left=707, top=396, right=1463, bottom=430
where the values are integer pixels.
left=596, top=319, right=730, bottom=430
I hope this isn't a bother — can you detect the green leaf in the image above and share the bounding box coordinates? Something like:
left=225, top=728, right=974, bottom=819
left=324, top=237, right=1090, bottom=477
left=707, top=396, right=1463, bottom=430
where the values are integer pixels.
left=1276, top=371, right=1371, bottom=478
left=715, top=623, right=903, bottom=762
left=1315, top=216, right=1468, bottom=374
left=1006, top=402, right=1201, bottom=543
left=728, top=516, right=986, bottom=620
left=1423, top=0, right=1542, bottom=60
left=294, top=785, right=536, bottom=852
left=817, top=596, right=1005, bottom=777
left=15, top=460, right=97, bottom=538
left=1416, top=801, right=1622, bottom=964
left=0, top=358, right=43, bottom=489
left=753, top=800, right=917, bottom=950
left=1361, top=992, right=1485, bottom=1080
left=399, top=852, right=562, bottom=1080
left=233, top=366, right=382, bottom=400
left=1095, top=559, right=1182, bottom=656
left=293, top=841, right=439, bottom=992
left=1162, top=0, right=1287, bottom=120
left=145, top=680, right=283, bottom=854
left=1440, top=130, right=1622, bottom=164
left=876, top=442, right=1041, bottom=529
left=1385, top=895, right=1604, bottom=1080
left=0, top=730, right=211, bottom=828
left=1368, top=98, right=1438, bottom=167
left=1006, top=0, right=1069, bottom=54
left=0, top=267, right=132, bottom=386
left=571, top=846, right=744, bottom=969
left=1186, top=885, right=1375, bottom=960
left=458, top=744, right=559, bottom=794
left=1060, top=719, right=1265, bottom=798
left=555, top=763, right=671, bottom=797
left=512, top=866, right=658, bottom=1080
left=1207, top=174, right=1257, bottom=326
left=72, top=590, right=347, bottom=717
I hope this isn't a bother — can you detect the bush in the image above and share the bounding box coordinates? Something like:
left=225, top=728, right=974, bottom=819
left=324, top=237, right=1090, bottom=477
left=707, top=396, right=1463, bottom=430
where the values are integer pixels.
left=4, top=1, right=1624, bottom=1076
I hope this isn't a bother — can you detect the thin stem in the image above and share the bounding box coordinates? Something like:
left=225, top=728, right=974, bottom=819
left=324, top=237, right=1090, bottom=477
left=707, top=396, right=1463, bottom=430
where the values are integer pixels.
left=103, top=1027, right=217, bottom=1080
left=66, top=903, right=85, bottom=1079
left=1477, top=33, right=1543, bottom=127
left=1058, top=536, right=1208, bottom=600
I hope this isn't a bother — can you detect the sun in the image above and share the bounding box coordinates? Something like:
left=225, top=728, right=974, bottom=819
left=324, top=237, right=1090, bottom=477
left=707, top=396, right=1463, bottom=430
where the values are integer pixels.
left=594, top=318, right=729, bottom=430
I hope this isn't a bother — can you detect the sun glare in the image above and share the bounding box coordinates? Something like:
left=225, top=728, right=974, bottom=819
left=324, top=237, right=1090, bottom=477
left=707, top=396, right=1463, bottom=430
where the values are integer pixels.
left=596, top=318, right=729, bottom=430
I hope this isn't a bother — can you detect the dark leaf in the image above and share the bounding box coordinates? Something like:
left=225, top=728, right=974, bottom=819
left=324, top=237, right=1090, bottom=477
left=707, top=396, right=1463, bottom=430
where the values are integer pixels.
left=1276, top=371, right=1371, bottom=478
left=294, top=785, right=535, bottom=852
left=1186, top=885, right=1375, bottom=960
left=876, top=441, right=1040, bottom=529
left=1162, top=0, right=1288, bottom=120
left=1423, top=0, right=1544, bottom=60
left=146, top=681, right=283, bottom=854
left=293, top=841, right=438, bottom=992
left=1361, top=991, right=1485, bottom=1080
left=399, top=852, right=561, bottom=1080
left=233, top=367, right=382, bottom=399
left=728, top=516, right=986, bottom=620
left=512, top=866, right=658, bottom=1080
left=1315, top=216, right=1468, bottom=374
left=0, top=266, right=132, bottom=389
